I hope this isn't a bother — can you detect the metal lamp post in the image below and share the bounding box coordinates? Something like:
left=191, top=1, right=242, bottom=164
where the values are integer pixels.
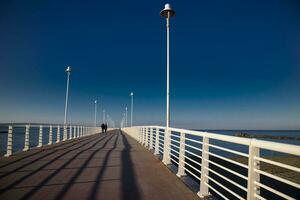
left=160, top=3, right=175, bottom=165
left=130, top=92, right=134, bottom=127
left=125, top=107, right=128, bottom=127
left=64, top=66, right=72, bottom=125
left=94, top=100, right=97, bottom=127
left=103, top=109, right=106, bottom=124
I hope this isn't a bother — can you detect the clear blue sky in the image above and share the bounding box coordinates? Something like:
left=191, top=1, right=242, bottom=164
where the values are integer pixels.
left=0, top=1, right=299, bottom=129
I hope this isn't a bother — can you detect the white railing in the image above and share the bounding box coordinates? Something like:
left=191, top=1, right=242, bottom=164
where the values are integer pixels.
left=122, top=126, right=300, bottom=200
left=1, top=124, right=101, bottom=157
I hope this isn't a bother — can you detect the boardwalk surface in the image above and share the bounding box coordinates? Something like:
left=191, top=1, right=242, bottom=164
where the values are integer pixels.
left=0, top=130, right=198, bottom=200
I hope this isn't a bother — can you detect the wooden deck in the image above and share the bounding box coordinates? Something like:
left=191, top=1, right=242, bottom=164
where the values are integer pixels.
left=0, top=130, right=198, bottom=200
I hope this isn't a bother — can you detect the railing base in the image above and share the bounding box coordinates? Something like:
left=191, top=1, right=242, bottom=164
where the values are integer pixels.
left=23, top=147, right=29, bottom=151
left=163, top=160, right=172, bottom=166
left=197, top=192, right=213, bottom=200
left=176, top=172, right=186, bottom=178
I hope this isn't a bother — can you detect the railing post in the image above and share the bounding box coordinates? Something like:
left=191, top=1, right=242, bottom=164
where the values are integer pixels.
left=73, top=126, right=77, bottom=138
left=69, top=125, right=72, bottom=139
left=80, top=126, right=83, bottom=137
left=162, top=128, right=171, bottom=165
left=154, top=127, right=160, bottom=155
left=37, top=125, right=43, bottom=147
left=198, top=136, right=209, bottom=198
left=149, top=127, right=153, bottom=150
left=63, top=125, right=67, bottom=141
left=23, top=125, right=30, bottom=151
left=247, top=139, right=260, bottom=200
left=142, top=128, right=145, bottom=144
left=142, top=128, right=145, bottom=145
left=144, top=127, right=147, bottom=145
left=56, top=125, right=60, bottom=143
left=146, top=128, right=149, bottom=147
left=48, top=125, right=53, bottom=145
left=5, top=125, right=13, bottom=157
left=177, top=132, right=186, bottom=177
left=140, top=128, right=143, bottom=143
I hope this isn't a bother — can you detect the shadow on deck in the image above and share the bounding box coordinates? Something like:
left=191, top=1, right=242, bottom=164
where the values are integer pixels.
left=0, top=130, right=198, bottom=200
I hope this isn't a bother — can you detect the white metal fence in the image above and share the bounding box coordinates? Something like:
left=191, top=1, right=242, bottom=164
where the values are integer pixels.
left=0, top=124, right=101, bottom=157
left=122, top=126, right=300, bottom=200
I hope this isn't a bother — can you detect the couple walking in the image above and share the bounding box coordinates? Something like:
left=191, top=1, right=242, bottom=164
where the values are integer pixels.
left=101, top=123, right=107, bottom=133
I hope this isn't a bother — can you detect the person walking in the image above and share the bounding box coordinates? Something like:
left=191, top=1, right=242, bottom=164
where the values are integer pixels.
left=101, top=123, right=105, bottom=133
left=104, top=123, right=107, bottom=133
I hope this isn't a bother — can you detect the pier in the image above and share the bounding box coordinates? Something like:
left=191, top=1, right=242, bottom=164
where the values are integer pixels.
left=0, top=129, right=197, bottom=200
left=0, top=124, right=299, bottom=199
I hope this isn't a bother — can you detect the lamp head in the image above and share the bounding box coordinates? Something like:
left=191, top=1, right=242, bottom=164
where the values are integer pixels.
left=65, top=66, right=72, bottom=73
left=160, top=3, right=175, bottom=18
left=130, top=92, right=134, bottom=96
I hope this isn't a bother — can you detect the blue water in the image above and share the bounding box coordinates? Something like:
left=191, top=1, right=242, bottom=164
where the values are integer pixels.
left=0, top=125, right=64, bottom=156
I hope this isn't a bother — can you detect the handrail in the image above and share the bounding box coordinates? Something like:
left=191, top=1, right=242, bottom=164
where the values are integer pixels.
left=1, top=124, right=102, bottom=157
left=122, top=125, right=300, bottom=200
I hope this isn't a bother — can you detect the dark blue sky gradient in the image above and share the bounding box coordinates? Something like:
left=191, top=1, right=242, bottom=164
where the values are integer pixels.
left=0, top=1, right=299, bottom=129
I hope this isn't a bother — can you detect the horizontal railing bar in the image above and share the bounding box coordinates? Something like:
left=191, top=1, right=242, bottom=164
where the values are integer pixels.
left=181, top=165, right=201, bottom=181
left=255, top=181, right=296, bottom=200
left=169, top=137, right=180, bottom=144
left=251, top=139, right=300, bottom=156
left=183, top=160, right=201, bottom=174
left=184, top=137, right=203, bottom=145
left=208, top=143, right=248, bottom=157
left=254, top=193, right=267, bottom=200
left=170, top=138, right=180, bottom=144
left=255, top=156, right=300, bottom=173
left=206, top=159, right=248, bottom=180
left=168, top=155, right=179, bottom=165
left=205, top=166, right=247, bottom=192
left=205, top=174, right=245, bottom=200
left=7, top=124, right=95, bottom=128
left=158, top=141, right=164, bottom=147
left=169, top=127, right=250, bottom=146
left=207, top=152, right=248, bottom=169
left=184, top=142, right=202, bottom=152
left=254, top=169, right=300, bottom=189
left=169, top=151, right=179, bottom=160
left=170, top=143, right=180, bottom=150
left=184, top=149, right=202, bottom=159
left=171, top=134, right=181, bottom=139
left=205, top=182, right=229, bottom=200
left=183, top=153, right=202, bottom=166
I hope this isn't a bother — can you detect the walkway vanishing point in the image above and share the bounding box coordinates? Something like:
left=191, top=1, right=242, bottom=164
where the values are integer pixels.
left=0, top=130, right=198, bottom=200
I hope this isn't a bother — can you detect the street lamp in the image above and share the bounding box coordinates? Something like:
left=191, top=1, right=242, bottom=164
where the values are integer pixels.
left=103, top=109, right=106, bottom=124
left=64, top=66, right=72, bottom=125
left=94, top=100, right=97, bottom=127
left=125, top=107, right=128, bottom=127
left=130, top=92, right=134, bottom=127
left=160, top=3, right=175, bottom=165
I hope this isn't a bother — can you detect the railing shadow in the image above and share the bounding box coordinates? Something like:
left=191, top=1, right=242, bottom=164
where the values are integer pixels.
left=120, top=131, right=141, bottom=200
left=0, top=134, right=107, bottom=196
left=88, top=131, right=120, bottom=200
left=53, top=133, right=116, bottom=200
left=0, top=135, right=97, bottom=176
